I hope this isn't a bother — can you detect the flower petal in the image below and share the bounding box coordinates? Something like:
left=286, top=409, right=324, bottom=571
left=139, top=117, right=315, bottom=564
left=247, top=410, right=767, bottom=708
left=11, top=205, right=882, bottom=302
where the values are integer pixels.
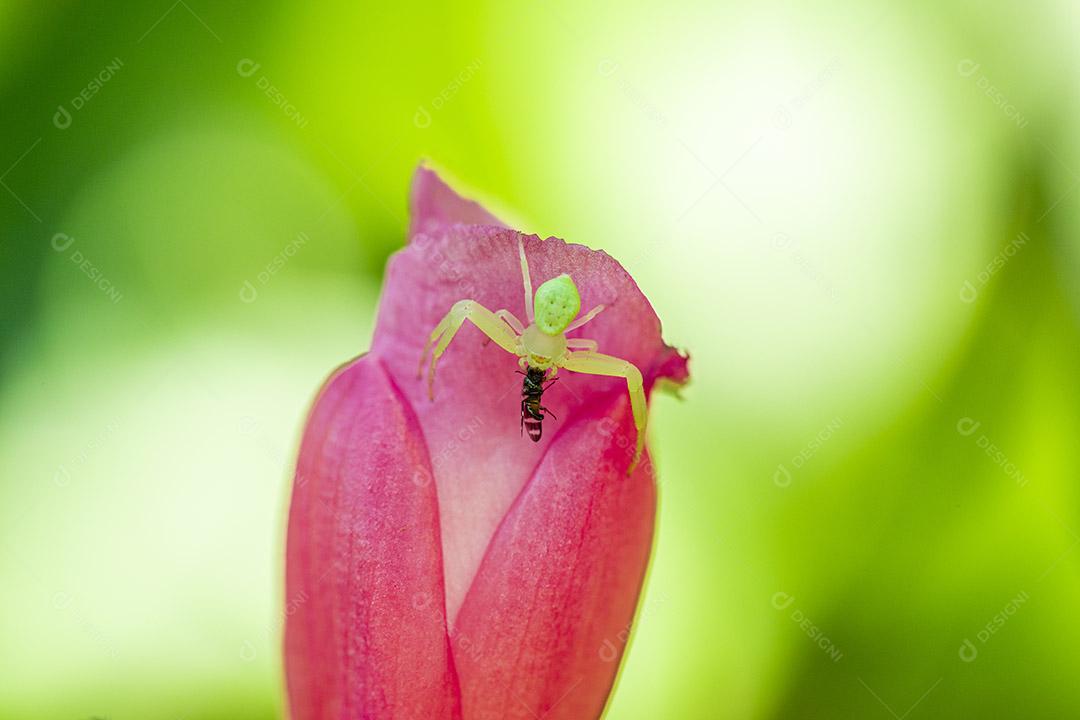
left=410, top=164, right=507, bottom=234
left=450, top=394, right=655, bottom=720
left=284, top=355, right=462, bottom=720
left=372, top=169, right=686, bottom=622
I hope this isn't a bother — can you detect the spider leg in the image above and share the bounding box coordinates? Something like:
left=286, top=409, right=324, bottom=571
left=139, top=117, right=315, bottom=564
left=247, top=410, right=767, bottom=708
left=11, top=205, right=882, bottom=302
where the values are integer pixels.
left=518, top=236, right=534, bottom=324
left=419, top=300, right=522, bottom=400
left=483, top=308, right=526, bottom=346
left=565, top=337, right=599, bottom=353
left=565, top=304, right=606, bottom=333
left=497, top=309, right=526, bottom=334
left=558, top=350, right=647, bottom=473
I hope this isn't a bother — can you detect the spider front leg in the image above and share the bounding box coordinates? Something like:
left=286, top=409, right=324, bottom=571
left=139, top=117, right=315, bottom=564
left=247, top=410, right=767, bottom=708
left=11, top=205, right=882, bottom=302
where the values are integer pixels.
left=495, top=309, right=526, bottom=334
left=558, top=350, right=647, bottom=473
left=483, top=308, right=526, bottom=347
left=418, top=300, right=522, bottom=399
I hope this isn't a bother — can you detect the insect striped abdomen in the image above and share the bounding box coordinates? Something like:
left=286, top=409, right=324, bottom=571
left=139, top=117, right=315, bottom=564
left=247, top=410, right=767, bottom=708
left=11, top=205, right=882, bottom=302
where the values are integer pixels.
left=524, top=416, right=543, bottom=442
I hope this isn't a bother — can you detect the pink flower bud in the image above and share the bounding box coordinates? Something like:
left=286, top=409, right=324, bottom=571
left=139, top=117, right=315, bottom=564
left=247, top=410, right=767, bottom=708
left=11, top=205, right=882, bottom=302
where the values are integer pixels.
left=285, top=165, right=689, bottom=719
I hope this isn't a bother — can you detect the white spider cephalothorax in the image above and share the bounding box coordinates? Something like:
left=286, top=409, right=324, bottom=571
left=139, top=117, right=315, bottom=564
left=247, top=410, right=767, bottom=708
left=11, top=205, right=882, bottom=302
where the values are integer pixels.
left=418, top=237, right=647, bottom=471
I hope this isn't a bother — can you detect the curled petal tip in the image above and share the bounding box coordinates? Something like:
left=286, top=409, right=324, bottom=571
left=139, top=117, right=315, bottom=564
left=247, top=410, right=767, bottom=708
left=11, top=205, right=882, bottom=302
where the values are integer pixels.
left=409, top=165, right=506, bottom=235
left=650, top=346, right=691, bottom=388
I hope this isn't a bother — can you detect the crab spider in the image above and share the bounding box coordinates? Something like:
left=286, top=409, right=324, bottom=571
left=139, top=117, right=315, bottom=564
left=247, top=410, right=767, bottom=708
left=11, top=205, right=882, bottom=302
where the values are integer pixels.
left=418, top=237, right=648, bottom=471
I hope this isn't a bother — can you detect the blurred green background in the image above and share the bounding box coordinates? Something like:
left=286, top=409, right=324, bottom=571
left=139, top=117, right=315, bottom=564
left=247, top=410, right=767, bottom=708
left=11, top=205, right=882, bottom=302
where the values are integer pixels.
left=2, top=1, right=1079, bottom=718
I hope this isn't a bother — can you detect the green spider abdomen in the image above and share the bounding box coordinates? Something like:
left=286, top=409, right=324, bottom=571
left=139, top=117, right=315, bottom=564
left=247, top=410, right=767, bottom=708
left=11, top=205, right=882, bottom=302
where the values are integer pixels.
left=533, top=273, right=581, bottom=335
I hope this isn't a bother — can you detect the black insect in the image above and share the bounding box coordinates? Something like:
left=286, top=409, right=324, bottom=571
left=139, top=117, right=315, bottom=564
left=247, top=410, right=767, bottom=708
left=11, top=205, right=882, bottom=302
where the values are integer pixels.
left=519, top=366, right=557, bottom=442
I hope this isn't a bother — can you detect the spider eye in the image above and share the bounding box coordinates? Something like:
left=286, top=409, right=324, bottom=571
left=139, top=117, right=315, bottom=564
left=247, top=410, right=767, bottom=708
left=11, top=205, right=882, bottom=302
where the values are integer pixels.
left=533, top=273, right=581, bottom=335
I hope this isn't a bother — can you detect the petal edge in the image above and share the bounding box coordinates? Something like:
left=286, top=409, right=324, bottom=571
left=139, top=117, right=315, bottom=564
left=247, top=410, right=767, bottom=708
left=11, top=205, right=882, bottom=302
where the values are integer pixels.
left=452, top=394, right=655, bottom=720
left=285, top=355, right=462, bottom=720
